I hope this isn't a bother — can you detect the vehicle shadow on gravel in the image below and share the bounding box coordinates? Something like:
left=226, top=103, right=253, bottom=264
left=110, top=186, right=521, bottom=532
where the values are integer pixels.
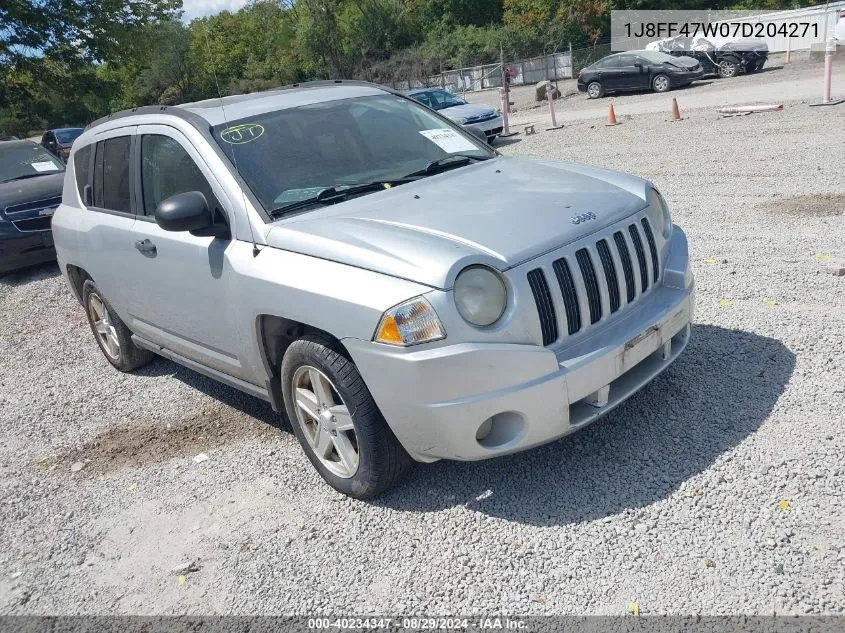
left=0, top=261, right=60, bottom=286
left=375, top=323, right=795, bottom=525
left=135, top=357, right=284, bottom=429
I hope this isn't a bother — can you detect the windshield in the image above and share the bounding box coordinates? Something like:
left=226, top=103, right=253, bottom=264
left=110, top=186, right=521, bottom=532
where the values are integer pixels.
left=212, top=94, right=494, bottom=212
left=0, top=143, right=64, bottom=183
left=54, top=128, right=83, bottom=144
left=411, top=89, right=467, bottom=110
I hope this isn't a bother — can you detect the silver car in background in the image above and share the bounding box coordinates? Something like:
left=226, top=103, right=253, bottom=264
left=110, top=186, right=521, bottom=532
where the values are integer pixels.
left=404, top=88, right=504, bottom=143
left=52, top=81, right=694, bottom=499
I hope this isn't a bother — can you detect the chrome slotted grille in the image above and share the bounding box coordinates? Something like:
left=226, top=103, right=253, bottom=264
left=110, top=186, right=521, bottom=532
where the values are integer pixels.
left=640, top=218, right=660, bottom=283
left=527, top=215, right=663, bottom=346
left=575, top=248, right=602, bottom=324
left=4, top=196, right=62, bottom=217
left=628, top=223, right=649, bottom=293
left=596, top=239, right=620, bottom=314
left=527, top=268, right=558, bottom=346
left=552, top=257, right=581, bottom=335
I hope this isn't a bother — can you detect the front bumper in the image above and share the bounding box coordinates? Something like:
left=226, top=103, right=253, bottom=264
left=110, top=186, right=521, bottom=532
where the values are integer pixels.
left=0, top=223, right=56, bottom=274
left=464, top=115, right=504, bottom=138
left=345, top=230, right=694, bottom=463
left=671, top=68, right=705, bottom=85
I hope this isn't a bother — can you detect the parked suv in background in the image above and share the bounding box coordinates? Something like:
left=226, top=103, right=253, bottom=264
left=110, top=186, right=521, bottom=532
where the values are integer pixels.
left=53, top=81, right=694, bottom=498
left=0, top=140, right=64, bottom=274
left=41, top=128, right=84, bottom=162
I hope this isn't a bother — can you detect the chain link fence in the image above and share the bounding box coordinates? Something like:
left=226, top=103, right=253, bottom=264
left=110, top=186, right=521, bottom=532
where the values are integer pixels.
left=359, top=40, right=615, bottom=93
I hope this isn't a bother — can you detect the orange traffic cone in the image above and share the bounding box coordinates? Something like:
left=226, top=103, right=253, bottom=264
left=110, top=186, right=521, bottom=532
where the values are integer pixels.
left=669, top=98, right=683, bottom=121
left=606, top=102, right=620, bottom=126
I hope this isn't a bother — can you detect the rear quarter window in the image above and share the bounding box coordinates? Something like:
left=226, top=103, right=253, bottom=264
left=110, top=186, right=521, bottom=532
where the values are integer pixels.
left=74, top=144, right=92, bottom=205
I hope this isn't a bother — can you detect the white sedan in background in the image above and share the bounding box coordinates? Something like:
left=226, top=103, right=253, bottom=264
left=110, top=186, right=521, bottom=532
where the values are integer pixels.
left=404, top=88, right=503, bottom=143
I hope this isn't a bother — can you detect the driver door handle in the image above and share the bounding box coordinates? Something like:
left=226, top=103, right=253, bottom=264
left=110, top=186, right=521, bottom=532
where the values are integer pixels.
left=134, top=238, right=157, bottom=256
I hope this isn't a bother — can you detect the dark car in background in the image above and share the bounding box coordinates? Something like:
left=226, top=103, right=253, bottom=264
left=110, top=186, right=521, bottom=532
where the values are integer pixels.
left=0, top=140, right=65, bottom=274
left=648, top=36, right=768, bottom=78
left=40, top=127, right=84, bottom=162
left=577, top=51, right=704, bottom=98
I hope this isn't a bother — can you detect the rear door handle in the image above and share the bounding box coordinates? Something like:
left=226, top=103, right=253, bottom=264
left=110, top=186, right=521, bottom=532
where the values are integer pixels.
left=134, top=239, right=157, bottom=256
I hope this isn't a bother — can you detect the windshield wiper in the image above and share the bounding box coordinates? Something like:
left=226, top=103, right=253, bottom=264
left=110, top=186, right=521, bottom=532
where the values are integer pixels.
left=0, top=173, right=49, bottom=184
left=402, top=154, right=492, bottom=179
left=270, top=180, right=403, bottom=217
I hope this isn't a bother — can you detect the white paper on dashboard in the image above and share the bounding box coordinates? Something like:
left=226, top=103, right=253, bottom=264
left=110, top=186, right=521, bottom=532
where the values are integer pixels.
left=31, top=161, right=59, bottom=172
left=419, top=128, right=477, bottom=153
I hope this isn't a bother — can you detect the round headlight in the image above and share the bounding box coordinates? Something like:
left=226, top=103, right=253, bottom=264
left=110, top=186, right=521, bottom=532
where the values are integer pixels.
left=646, top=188, right=672, bottom=239
left=454, top=266, right=507, bottom=327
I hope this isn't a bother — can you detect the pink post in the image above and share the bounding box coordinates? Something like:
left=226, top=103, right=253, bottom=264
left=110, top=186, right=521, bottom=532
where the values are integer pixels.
left=823, top=37, right=833, bottom=103
left=500, top=87, right=511, bottom=135
left=809, top=38, right=843, bottom=106
left=545, top=80, right=562, bottom=130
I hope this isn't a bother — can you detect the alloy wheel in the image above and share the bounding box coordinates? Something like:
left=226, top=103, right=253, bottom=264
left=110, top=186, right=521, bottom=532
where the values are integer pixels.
left=719, top=60, right=737, bottom=77
left=88, top=293, right=120, bottom=360
left=291, top=365, right=359, bottom=478
left=654, top=76, right=669, bottom=91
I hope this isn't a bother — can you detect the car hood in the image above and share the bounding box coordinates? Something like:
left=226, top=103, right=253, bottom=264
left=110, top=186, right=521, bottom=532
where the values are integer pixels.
left=0, top=172, right=64, bottom=217
left=265, top=157, right=650, bottom=289
left=437, top=102, right=497, bottom=121
left=667, top=55, right=700, bottom=68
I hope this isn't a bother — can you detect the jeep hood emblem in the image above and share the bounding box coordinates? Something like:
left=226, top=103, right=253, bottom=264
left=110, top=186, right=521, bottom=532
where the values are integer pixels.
left=570, top=211, right=597, bottom=225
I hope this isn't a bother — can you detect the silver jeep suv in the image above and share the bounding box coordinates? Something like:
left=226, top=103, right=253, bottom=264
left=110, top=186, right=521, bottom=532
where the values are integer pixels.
left=53, top=81, right=694, bottom=498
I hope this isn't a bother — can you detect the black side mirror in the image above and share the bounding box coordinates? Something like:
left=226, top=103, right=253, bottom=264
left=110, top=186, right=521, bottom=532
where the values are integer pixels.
left=155, top=191, right=230, bottom=238
left=155, top=191, right=213, bottom=232
left=634, top=62, right=644, bottom=70
left=465, top=126, right=488, bottom=145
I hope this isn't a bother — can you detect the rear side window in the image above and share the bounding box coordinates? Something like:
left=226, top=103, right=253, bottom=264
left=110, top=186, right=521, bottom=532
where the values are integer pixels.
left=74, top=144, right=92, bottom=204
left=140, top=135, right=220, bottom=216
left=596, top=56, right=619, bottom=69
left=93, top=136, right=131, bottom=213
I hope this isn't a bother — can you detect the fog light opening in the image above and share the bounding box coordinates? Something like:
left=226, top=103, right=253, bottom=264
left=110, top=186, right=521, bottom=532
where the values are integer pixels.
left=475, top=412, right=526, bottom=450
left=475, top=418, right=493, bottom=441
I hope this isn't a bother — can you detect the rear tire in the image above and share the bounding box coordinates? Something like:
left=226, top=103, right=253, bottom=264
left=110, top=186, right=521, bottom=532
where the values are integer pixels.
left=82, top=280, right=154, bottom=372
left=587, top=81, right=604, bottom=99
left=281, top=333, right=412, bottom=499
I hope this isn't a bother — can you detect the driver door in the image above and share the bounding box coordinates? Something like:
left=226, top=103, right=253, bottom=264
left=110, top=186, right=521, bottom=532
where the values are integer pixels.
left=617, top=54, right=650, bottom=90
left=126, top=125, right=247, bottom=380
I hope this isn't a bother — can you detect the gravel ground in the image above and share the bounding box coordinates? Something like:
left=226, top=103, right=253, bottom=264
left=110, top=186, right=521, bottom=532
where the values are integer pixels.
left=1, top=60, right=844, bottom=617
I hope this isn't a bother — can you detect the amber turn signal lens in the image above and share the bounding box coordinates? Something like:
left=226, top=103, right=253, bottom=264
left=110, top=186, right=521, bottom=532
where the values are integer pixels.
left=375, top=314, right=403, bottom=344
left=374, top=297, right=446, bottom=347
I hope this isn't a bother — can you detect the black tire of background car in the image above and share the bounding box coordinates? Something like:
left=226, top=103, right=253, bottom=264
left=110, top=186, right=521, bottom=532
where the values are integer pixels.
left=718, top=58, right=739, bottom=78
left=652, top=74, right=671, bottom=93
left=82, top=279, right=155, bottom=372
left=280, top=333, right=413, bottom=499
left=587, top=81, right=604, bottom=99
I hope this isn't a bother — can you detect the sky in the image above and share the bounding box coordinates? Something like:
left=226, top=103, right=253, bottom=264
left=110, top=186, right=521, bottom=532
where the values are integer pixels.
left=181, top=0, right=250, bottom=20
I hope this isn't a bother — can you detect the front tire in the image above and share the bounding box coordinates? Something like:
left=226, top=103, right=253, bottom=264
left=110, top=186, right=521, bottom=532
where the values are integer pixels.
left=718, top=58, right=739, bottom=78
left=82, top=280, right=154, bottom=372
left=652, top=74, right=671, bottom=93
left=281, top=333, right=412, bottom=499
